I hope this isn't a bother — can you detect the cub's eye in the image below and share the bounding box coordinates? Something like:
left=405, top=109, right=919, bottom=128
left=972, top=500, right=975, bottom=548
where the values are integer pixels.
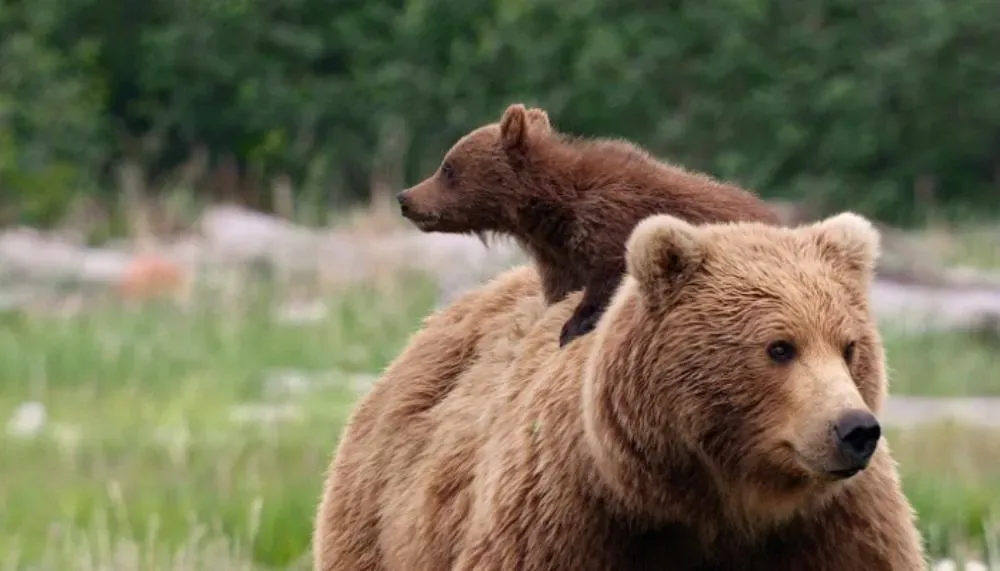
left=766, top=340, right=797, bottom=364
left=440, top=162, right=455, bottom=181
left=843, top=341, right=856, bottom=364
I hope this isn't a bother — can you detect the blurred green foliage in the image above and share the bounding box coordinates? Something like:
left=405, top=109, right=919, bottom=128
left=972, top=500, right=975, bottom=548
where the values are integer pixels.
left=0, top=0, right=998, bottom=226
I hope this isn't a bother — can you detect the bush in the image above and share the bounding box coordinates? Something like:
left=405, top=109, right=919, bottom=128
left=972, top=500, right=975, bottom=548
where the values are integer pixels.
left=0, top=0, right=998, bottom=227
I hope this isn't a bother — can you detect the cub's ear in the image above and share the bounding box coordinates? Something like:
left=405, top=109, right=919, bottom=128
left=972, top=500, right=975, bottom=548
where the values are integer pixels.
left=500, top=103, right=550, bottom=154
left=500, top=103, right=530, bottom=153
left=525, top=107, right=552, bottom=134
left=625, top=214, right=705, bottom=307
left=805, top=211, right=881, bottom=284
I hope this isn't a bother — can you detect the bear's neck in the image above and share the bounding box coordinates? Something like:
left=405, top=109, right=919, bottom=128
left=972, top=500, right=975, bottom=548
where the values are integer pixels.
left=505, top=155, right=580, bottom=275
left=504, top=140, right=599, bottom=265
left=541, top=135, right=661, bottom=195
left=509, top=134, right=656, bottom=231
left=517, top=137, right=598, bottom=202
left=577, top=294, right=784, bottom=547
left=580, top=358, right=722, bottom=539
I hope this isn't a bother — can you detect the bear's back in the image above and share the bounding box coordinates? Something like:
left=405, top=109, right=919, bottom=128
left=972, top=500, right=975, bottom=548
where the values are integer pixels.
left=566, top=137, right=780, bottom=230
left=313, top=265, right=552, bottom=570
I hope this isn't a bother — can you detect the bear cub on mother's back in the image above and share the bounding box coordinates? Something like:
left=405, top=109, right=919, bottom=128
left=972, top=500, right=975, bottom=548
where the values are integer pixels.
left=397, top=103, right=781, bottom=347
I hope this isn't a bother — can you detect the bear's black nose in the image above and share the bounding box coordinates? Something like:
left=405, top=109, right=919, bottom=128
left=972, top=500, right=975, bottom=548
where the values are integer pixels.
left=833, top=409, right=881, bottom=469
left=396, top=192, right=412, bottom=217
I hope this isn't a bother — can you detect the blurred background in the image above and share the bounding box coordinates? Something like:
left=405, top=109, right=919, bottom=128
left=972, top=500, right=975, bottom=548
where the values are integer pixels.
left=1, top=0, right=999, bottom=569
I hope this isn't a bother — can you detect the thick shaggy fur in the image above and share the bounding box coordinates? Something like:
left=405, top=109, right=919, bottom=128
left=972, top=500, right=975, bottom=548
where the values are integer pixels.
left=397, top=103, right=782, bottom=347
left=313, top=213, right=926, bottom=571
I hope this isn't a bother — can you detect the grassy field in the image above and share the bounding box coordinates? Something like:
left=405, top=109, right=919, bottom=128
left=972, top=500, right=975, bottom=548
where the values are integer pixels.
left=0, top=268, right=998, bottom=569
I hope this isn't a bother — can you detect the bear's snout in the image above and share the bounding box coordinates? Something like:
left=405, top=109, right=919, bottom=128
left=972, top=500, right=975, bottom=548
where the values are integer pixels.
left=396, top=189, right=435, bottom=227
left=396, top=191, right=413, bottom=216
left=830, top=409, right=881, bottom=477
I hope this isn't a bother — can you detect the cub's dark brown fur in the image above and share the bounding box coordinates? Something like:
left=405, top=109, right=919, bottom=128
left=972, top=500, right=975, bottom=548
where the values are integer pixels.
left=397, top=103, right=782, bottom=346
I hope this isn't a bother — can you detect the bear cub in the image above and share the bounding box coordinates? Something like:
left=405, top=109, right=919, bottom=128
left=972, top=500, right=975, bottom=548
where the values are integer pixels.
left=397, top=103, right=781, bottom=347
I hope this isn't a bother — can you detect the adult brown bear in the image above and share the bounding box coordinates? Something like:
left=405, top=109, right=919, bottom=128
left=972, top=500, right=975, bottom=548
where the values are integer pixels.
left=314, top=212, right=926, bottom=571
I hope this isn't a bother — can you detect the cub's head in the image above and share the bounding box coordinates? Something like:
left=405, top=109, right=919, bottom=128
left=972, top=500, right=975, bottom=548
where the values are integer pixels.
left=396, top=103, right=553, bottom=234
left=584, top=211, right=886, bottom=522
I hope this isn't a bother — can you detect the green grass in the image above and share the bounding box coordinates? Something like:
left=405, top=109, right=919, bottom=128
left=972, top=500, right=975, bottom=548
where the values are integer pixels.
left=934, top=224, right=1000, bottom=272
left=0, top=274, right=439, bottom=570
left=892, top=422, right=1000, bottom=566
left=0, top=272, right=998, bottom=568
left=883, top=327, right=1000, bottom=396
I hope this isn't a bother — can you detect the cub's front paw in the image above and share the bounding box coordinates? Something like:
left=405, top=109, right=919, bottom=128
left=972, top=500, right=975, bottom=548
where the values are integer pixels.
left=558, top=312, right=599, bottom=348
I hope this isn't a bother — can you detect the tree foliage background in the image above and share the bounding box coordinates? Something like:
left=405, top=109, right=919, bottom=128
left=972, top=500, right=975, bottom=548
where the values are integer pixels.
left=1, top=0, right=998, bottom=228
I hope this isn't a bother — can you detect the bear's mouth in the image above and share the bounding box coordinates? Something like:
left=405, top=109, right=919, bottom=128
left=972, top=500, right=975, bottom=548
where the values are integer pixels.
left=785, top=444, right=865, bottom=482
left=827, top=467, right=862, bottom=480
left=400, top=208, right=441, bottom=229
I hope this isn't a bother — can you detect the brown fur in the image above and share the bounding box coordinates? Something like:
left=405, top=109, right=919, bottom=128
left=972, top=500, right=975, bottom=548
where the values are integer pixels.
left=397, top=102, right=783, bottom=347
left=312, top=267, right=547, bottom=571
left=313, top=212, right=926, bottom=571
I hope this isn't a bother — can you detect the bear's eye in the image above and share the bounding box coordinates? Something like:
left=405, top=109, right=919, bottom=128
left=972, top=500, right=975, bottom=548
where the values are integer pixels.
left=440, top=162, right=455, bottom=182
left=766, top=340, right=797, bottom=364
left=843, top=341, right=856, bottom=364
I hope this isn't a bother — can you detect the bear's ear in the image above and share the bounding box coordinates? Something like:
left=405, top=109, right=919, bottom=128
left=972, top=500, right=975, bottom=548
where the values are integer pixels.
left=806, top=212, right=881, bottom=283
left=525, top=107, right=552, bottom=134
left=500, top=103, right=534, bottom=154
left=625, top=214, right=705, bottom=306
